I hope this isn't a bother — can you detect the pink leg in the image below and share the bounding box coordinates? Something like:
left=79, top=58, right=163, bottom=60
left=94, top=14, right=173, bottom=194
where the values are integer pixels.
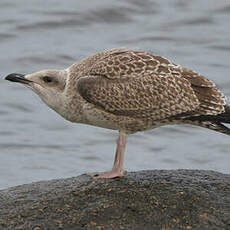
left=94, top=131, right=127, bottom=179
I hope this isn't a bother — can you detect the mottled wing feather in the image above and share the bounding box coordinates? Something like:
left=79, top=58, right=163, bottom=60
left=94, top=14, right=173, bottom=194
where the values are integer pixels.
left=181, top=68, right=215, bottom=87
left=180, top=68, right=226, bottom=115
left=76, top=49, right=225, bottom=120
left=77, top=73, right=200, bottom=121
left=87, top=49, right=226, bottom=116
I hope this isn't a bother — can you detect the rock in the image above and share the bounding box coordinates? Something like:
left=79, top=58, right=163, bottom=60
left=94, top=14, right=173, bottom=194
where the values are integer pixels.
left=0, top=170, right=230, bottom=230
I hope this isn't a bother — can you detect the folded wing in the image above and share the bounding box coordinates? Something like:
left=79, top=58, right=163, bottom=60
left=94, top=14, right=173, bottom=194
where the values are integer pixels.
left=77, top=73, right=200, bottom=121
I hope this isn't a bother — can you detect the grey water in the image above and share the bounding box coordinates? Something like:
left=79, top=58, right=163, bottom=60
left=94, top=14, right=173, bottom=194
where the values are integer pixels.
left=0, top=0, right=230, bottom=189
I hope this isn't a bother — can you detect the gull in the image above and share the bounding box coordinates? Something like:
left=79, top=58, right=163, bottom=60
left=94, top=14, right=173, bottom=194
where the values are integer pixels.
left=5, top=48, right=230, bottom=178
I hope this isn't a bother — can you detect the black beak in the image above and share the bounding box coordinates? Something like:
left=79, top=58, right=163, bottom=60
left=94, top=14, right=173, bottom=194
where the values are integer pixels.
left=5, top=73, right=33, bottom=84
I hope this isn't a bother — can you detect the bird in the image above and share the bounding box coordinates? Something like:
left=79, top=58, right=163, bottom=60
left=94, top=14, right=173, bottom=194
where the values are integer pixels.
left=5, top=48, right=230, bottom=179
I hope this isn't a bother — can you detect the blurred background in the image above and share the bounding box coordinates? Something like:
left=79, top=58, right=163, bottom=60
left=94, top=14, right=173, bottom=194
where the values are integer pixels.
left=0, top=0, right=230, bottom=189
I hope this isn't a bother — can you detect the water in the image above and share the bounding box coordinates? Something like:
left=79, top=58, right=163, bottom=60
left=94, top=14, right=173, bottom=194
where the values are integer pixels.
left=0, top=0, right=230, bottom=189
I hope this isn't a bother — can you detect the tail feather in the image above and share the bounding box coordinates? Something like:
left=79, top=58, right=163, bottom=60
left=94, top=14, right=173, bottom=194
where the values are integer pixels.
left=216, top=105, right=230, bottom=123
left=184, top=105, right=230, bottom=136
left=198, top=121, right=230, bottom=136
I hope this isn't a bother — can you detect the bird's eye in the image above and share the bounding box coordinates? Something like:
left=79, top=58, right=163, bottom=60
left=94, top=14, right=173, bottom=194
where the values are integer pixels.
left=43, top=76, right=53, bottom=83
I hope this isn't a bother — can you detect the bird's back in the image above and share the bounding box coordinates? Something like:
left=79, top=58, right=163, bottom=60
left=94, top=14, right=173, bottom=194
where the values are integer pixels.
left=69, top=49, right=228, bottom=134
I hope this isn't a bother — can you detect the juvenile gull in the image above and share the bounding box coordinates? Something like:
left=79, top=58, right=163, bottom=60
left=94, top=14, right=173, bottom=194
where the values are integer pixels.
left=5, top=48, right=230, bottom=178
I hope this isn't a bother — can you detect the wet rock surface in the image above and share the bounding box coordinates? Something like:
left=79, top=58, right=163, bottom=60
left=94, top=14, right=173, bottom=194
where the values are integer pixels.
left=0, top=170, right=230, bottom=230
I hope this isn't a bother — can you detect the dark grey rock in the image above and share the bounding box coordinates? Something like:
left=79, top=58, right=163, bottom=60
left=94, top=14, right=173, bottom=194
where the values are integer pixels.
left=0, top=170, right=230, bottom=230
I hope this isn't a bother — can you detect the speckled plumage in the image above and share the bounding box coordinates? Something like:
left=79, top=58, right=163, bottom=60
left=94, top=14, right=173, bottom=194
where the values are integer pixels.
left=65, top=48, right=227, bottom=134
left=5, top=48, right=230, bottom=178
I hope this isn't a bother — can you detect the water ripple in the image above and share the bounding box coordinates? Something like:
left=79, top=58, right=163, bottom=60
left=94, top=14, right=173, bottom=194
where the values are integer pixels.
left=0, top=33, right=16, bottom=42
left=3, top=103, right=33, bottom=113
left=0, top=143, right=69, bottom=150
left=208, top=45, right=230, bottom=52
left=16, top=7, right=133, bottom=32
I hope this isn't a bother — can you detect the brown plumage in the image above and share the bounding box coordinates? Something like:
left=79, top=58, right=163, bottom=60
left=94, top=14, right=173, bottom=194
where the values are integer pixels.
left=77, top=49, right=227, bottom=134
left=5, top=48, right=230, bottom=179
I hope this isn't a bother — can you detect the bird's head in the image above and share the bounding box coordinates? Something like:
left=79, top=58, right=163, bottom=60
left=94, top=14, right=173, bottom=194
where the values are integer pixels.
left=5, top=70, right=68, bottom=114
